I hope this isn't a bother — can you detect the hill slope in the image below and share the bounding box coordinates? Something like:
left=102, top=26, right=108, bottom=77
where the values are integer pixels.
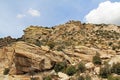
left=0, top=20, right=120, bottom=80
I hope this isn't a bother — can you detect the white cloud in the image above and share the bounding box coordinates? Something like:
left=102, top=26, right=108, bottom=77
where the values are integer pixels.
left=28, top=8, right=40, bottom=17
left=16, top=8, right=40, bottom=19
left=85, top=1, right=120, bottom=25
left=16, top=14, right=26, bottom=19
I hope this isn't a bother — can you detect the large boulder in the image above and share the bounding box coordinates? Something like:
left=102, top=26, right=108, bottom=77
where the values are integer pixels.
left=0, top=41, right=72, bottom=75
left=74, top=46, right=97, bottom=55
left=13, top=41, right=68, bottom=74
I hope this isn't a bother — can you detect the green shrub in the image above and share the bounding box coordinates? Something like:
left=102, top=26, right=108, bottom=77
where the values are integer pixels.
left=111, top=63, right=120, bottom=75
left=78, top=62, right=86, bottom=73
left=66, top=65, right=76, bottom=76
left=47, top=42, right=55, bottom=49
left=54, top=62, right=67, bottom=72
left=92, top=53, right=102, bottom=65
left=43, top=76, right=52, bottom=80
left=3, top=68, right=10, bottom=75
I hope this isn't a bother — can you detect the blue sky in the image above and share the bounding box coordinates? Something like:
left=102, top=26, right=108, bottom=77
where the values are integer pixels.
left=0, top=0, right=120, bottom=38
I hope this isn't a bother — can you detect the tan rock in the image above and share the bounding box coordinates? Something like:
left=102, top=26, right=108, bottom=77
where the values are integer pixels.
left=85, top=62, right=94, bottom=70
left=0, top=41, right=73, bottom=75
left=41, top=45, right=50, bottom=51
left=108, top=55, right=120, bottom=65
left=58, top=72, right=69, bottom=80
left=94, top=67, right=100, bottom=75
left=74, top=46, right=96, bottom=55
left=100, top=54, right=112, bottom=59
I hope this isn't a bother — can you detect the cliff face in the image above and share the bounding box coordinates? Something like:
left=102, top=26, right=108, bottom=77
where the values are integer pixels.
left=0, top=20, right=120, bottom=80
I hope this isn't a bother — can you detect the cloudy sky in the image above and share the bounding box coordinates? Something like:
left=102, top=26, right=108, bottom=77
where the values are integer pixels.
left=0, top=0, right=120, bottom=38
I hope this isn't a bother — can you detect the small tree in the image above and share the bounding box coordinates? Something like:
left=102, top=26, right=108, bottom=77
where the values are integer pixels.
left=92, top=53, right=102, bottom=65
left=66, top=65, right=76, bottom=76
left=78, top=62, right=86, bottom=73
left=54, top=62, right=67, bottom=72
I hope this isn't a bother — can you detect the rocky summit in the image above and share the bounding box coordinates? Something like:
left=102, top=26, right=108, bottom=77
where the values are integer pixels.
left=0, top=20, right=120, bottom=80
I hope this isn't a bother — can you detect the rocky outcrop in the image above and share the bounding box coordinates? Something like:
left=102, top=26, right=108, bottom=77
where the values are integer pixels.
left=23, top=26, right=52, bottom=44
left=0, top=20, right=120, bottom=80
left=0, top=41, right=118, bottom=76
left=0, top=46, right=15, bottom=74
left=0, top=36, right=16, bottom=47
left=0, top=41, right=78, bottom=75
left=13, top=41, right=70, bottom=74
left=22, top=21, right=120, bottom=51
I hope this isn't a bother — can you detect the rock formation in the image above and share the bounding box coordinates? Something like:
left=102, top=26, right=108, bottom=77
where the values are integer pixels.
left=0, top=20, right=120, bottom=80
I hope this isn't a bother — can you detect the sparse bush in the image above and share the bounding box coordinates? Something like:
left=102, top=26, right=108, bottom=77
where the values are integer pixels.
left=44, top=27, right=49, bottom=29
left=47, top=42, right=55, bottom=49
left=112, top=46, right=116, bottom=50
left=43, top=76, right=52, bottom=80
left=66, top=65, right=76, bottom=76
left=108, top=42, right=113, bottom=46
left=78, top=62, right=86, bottom=73
left=92, top=53, right=102, bottom=65
left=54, top=62, right=67, bottom=72
left=3, top=68, right=10, bottom=75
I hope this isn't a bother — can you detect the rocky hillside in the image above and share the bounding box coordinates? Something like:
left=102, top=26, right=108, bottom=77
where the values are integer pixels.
left=0, top=20, right=120, bottom=80
left=0, top=36, right=16, bottom=47
left=23, top=20, right=120, bottom=51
